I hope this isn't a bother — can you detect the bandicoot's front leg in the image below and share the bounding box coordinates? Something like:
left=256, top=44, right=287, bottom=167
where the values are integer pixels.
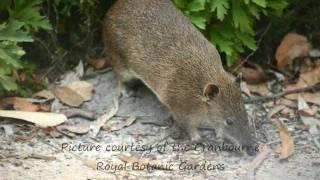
left=174, top=113, right=202, bottom=142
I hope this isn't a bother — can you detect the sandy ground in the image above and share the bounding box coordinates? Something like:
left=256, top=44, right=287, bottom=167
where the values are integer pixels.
left=0, top=71, right=319, bottom=180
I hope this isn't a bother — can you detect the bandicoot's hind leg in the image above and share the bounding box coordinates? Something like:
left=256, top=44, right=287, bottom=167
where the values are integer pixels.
left=112, top=66, right=136, bottom=97
left=110, top=54, right=141, bottom=98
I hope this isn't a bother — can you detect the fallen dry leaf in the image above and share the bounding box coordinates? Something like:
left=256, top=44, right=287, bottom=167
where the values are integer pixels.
left=15, top=127, right=38, bottom=141
left=274, top=145, right=281, bottom=154
left=50, top=130, right=63, bottom=138
left=286, top=93, right=320, bottom=105
left=247, top=83, right=270, bottom=96
left=60, top=108, right=96, bottom=120
left=103, top=116, right=136, bottom=132
left=280, top=107, right=295, bottom=117
left=88, top=58, right=110, bottom=69
left=32, top=90, right=55, bottom=100
left=264, top=101, right=275, bottom=108
left=267, top=105, right=286, bottom=120
left=42, top=127, right=63, bottom=138
left=126, top=116, right=136, bottom=125
left=276, top=32, right=311, bottom=67
left=56, top=126, right=76, bottom=137
left=303, top=105, right=318, bottom=116
left=280, top=98, right=297, bottom=109
left=58, top=124, right=90, bottom=134
left=295, top=124, right=310, bottom=131
left=66, top=81, right=93, bottom=101
left=50, top=86, right=84, bottom=107
left=275, top=119, right=294, bottom=159
left=0, top=97, right=40, bottom=112
left=297, top=96, right=318, bottom=116
left=247, top=145, right=271, bottom=180
left=298, top=95, right=309, bottom=110
left=0, top=110, right=67, bottom=127
left=240, top=81, right=251, bottom=96
left=90, top=98, right=119, bottom=138
left=38, top=103, right=51, bottom=112
left=240, top=64, right=268, bottom=84
left=285, top=66, right=320, bottom=91
left=300, top=116, right=320, bottom=135
left=300, top=116, right=320, bottom=148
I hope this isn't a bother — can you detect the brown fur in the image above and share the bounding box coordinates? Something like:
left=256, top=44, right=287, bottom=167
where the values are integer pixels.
left=103, top=0, right=256, bottom=152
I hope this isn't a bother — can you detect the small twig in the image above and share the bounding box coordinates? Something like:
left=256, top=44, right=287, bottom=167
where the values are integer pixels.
left=245, top=84, right=320, bottom=104
left=139, top=115, right=173, bottom=127
left=89, top=97, right=119, bottom=138
left=82, top=67, right=112, bottom=79
left=247, top=147, right=271, bottom=180
left=44, top=51, right=68, bottom=78
left=34, top=37, right=54, bottom=58
left=312, top=136, right=320, bottom=149
left=27, top=154, right=56, bottom=161
left=232, top=23, right=272, bottom=73
left=15, top=127, right=39, bottom=142
left=60, top=108, right=97, bottom=120
left=140, top=121, right=170, bottom=127
left=114, top=115, right=153, bottom=118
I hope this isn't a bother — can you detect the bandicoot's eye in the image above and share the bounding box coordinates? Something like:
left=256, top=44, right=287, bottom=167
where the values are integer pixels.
left=225, top=118, right=234, bottom=126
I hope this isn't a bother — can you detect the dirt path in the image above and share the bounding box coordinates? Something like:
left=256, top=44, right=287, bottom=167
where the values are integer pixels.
left=0, top=71, right=319, bottom=180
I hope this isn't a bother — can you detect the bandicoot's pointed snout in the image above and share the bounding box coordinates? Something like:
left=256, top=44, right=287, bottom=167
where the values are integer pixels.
left=243, top=137, right=258, bottom=156
left=246, top=146, right=257, bottom=156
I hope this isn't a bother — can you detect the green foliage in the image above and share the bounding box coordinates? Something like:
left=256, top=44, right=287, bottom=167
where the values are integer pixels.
left=174, top=0, right=288, bottom=65
left=0, top=0, right=51, bottom=93
left=0, top=0, right=111, bottom=95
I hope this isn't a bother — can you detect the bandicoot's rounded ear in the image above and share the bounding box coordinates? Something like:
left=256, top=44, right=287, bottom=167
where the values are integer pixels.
left=203, top=83, right=220, bottom=101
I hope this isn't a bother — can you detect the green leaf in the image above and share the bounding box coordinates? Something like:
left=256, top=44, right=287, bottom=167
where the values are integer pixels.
left=243, top=0, right=250, bottom=4
left=234, top=41, right=245, bottom=53
left=0, top=21, right=33, bottom=42
left=187, top=0, right=206, bottom=12
left=252, top=0, right=266, bottom=8
left=0, top=41, right=24, bottom=68
left=247, top=4, right=260, bottom=19
left=174, top=0, right=187, bottom=9
left=0, top=73, right=17, bottom=91
left=9, top=0, right=52, bottom=30
left=210, top=28, right=234, bottom=56
left=226, top=53, right=237, bottom=66
left=187, top=14, right=207, bottom=29
left=231, top=1, right=253, bottom=34
left=210, top=0, right=230, bottom=21
left=235, top=31, right=257, bottom=50
left=262, top=9, right=268, bottom=16
left=212, top=22, right=234, bottom=39
left=267, top=0, right=288, bottom=16
left=268, top=0, right=288, bottom=11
